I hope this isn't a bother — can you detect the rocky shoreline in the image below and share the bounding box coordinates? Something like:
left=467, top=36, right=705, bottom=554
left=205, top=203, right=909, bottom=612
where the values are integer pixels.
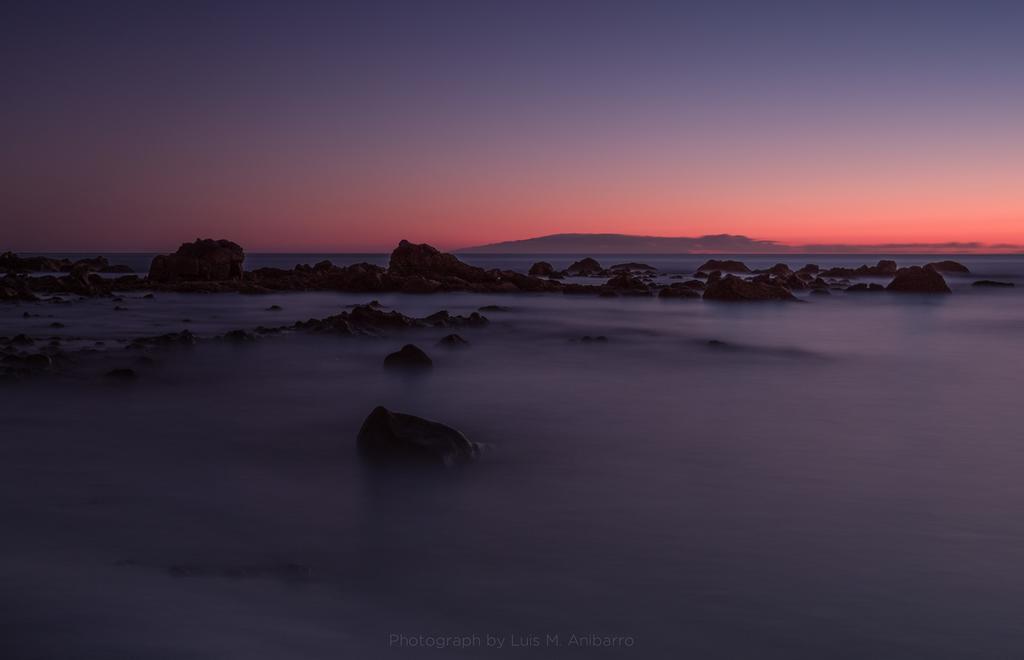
left=3, top=238, right=1009, bottom=303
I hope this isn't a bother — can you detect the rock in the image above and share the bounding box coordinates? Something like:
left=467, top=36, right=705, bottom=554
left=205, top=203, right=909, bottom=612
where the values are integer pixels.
left=223, top=329, right=256, bottom=343
left=578, top=335, right=609, bottom=343
left=383, top=344, right=433, bottom=369
left=100, top=264, right=135, bottom=273
left=0, top=252, right=71, bottom=273
left=886, top=266, right=951, bottom=293
left=603, top=271, right=649, bottom=292
left=438, top=333, right=469, bottom=347
left=148, top=239, right=245, bottom=283
left=357, top=406, right=478, bottom=466
left=822, top=260, right=898, bottom=278
left=528, top=261, right=555, bottom=277
left=695, top=259, right=750, bottom=273
left=658, top=284, right=700, bottom=299
left=703, top=275, right=797, bottom=302
left=104, top=368, right=138, bottom=381
left=610, top=262, right=656, bottom=272
left=845, top=283, right=886, bottom=292
left=267, top=304, right=283, bottom=311
left=478, top=305, right=510, bottom=312
left=388, top=240, right=490, bottom=283
left=564, top=257, right=604, bottom=276
left=48, top=322, right=65, bottom=328
left=810, top=288, right=830, bottom=295
left=142, top=293, right=155, bottom=299
left=129, top=330, right=198, bottom=349
left=926, top=260, right=970, bottom=274
left=972, top=280, right=1014, bottom=287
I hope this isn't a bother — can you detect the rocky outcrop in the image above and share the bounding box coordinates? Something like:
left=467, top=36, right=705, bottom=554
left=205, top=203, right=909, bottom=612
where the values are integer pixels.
left=695, top=259, right=750, bottom=273
left=565, top=257, right=604, bottom=276
left=528, top=261, right=555, bottom=277
left=658, top=284, right=700, bottom=299
left=0, top=276, right=39, bottom=302
left=702, top=275, right=797, bottom=302
left=438, top=333, right=469, bottom=347
left=821, top=260, right=897, bottom=278
left=926, top=260, right=970, bottom=274
left=846, top=283, right=886, bottom=293
left=603, top=271, right=649, bottom=293
left=610, top=262, right=656, bottom=272
left=357, top=406, right=479, bottom=466
left=383, top=344, right=433, bottom=369
left=389, top=240, right=489, bottom=281
left=148, top=239, right=245, bottom=283
left=886, top=266, right=951, bottom=293
left=292, top=304, right=488, bottom=336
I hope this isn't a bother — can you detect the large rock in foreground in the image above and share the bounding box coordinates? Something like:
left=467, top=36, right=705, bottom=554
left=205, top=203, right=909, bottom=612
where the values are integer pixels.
left=357, top=406, right=479, bottom=467
left=149, top=239, right=245, bottom=283
left=703, top=275, right=797, bottom=302
left=886, top=266, right=951, bottom=293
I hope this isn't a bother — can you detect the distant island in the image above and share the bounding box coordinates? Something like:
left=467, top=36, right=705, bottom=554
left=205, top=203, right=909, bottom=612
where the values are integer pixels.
left=456, top=233, right=1018, bottom=255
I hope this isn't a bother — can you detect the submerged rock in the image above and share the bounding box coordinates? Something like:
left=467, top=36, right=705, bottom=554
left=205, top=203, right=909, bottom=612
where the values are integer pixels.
left=383, top=344, right=433, bottom=369
left=437, top=333, right=469, bottom=347
left=703, top=275, right=797, bottom=302
left=357, top=406, right=479, bottom=466
left=886, top=266, right=951, bottom=293
left=658, top=284, right=701, bottom=299
left=972, top=280, right=1014, bottom=287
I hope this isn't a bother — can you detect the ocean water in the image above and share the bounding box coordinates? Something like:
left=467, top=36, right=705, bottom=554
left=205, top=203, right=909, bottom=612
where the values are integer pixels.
left=1, top=254, right=1023, bottom=658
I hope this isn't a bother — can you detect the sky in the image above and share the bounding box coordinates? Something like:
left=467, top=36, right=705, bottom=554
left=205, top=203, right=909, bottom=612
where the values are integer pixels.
left=2, top=0, right=1023, bottom=252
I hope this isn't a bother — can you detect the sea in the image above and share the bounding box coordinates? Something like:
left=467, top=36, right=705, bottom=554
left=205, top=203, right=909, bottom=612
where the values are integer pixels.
left=1, top=252, right=1023, bottom=658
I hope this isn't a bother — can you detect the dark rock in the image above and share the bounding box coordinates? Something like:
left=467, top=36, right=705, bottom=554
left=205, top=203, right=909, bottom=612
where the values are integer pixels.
left=48, top=322, right=65, bottom=328
left=142, top=293, right=155, bottom=299
left=927, top=260, right=970, bottom=274
left=528, top=261, right=555, bottom=277
left=603, top=271, right=649, bottom=292
left=658, top=284, right=701, bottom=299
left=100, top=264, right=135, bottom=273
left=383, top=344, right=433, bottom=369
left=438, top=334, right=469, bottom=347
left=703, top=275, right=797, bottom=302
left=695, top=259, right=750, bottom=273
left=0, top=252, right=71, bottom=273
left=478, top=305, right=510, bottom=312
left=266, top=304, right=283, bottom=311
left=129, top=330, right=198, bottom=349
left=972, top=280, right=1014, bottom=287
left=845, top=283, right=886, bottom=293
left=810, top=288, right=830, bottom=295
left=564, top=257, right=604, bottom=276
left=357, top=406, right=478, bottom=466
left=148, top=239, right=245, bottom=283
left=610, top=262, right=656, bottom=272
left=223, top=329, right=256, bottom=343
left=578, top=335, right=609, bottom=343
left=886, top=266, right=951, bottom=294
left=388, top=240, right=491, bottom=283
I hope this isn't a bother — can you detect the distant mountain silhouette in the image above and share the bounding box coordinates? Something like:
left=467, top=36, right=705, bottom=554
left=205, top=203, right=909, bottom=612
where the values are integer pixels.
left=456, top=233, right=1021, bottom=254
left=456, top=233, right=784, bottom=254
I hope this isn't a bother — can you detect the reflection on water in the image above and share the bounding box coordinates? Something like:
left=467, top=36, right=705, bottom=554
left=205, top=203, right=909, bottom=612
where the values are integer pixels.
left=1, top=261, right=1023, bottom=658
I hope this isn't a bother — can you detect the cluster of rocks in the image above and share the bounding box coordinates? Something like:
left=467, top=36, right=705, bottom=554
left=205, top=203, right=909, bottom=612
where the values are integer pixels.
left=1, top=237, right=1012, bottom=303
left=0, top=252, right=134, bottom=275
left=291, top=303, right=489, bottom=337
